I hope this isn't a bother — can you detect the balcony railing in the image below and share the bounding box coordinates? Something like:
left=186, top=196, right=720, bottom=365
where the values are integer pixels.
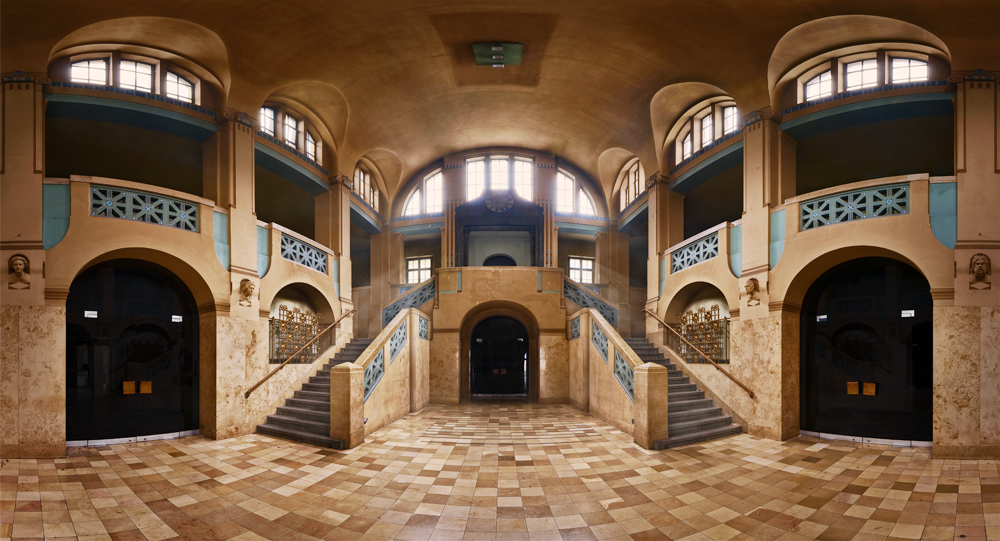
left=280, top=232, right=328, bottom=273
left=90, top=185, right=200, bottom=232
left=670, top=231, right=719, bottom=273
left=799, top=183, right=908, bottom=231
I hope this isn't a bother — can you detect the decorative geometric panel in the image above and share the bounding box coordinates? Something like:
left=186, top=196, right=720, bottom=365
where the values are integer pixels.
left=592, top=321, right=608, bottom=363
left=90, top=186, right=198, bottom=232
left=389, top=321, right=407, bottom=363
left=674, top=305, right=730, bottom=364
left=269, top=305, right=324, bottom=364
left=614, top=350, right=634, bottom=402
left=280, top=233, right=328, bottom=273
left=564, top=278, right=618, bottom=327
left=569, top=317, right=581, bottom=340
left=671, top=232, right=718, bottom=273
left=363, top=350, right=384, bottom=402
left=800, top=184, right=908, bottom=231
left=382, top=280, right=435, bottom=327
left=418, top=316, right=430, bottom=340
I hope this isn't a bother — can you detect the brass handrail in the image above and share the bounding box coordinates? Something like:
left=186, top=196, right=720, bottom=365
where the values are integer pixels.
left=643, top=308, right=755, bottom=399
left=245, top=308, right=355, bottom=399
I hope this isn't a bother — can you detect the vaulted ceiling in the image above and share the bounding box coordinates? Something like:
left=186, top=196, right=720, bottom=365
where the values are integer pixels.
left=4, top=0, right=999, bottom=203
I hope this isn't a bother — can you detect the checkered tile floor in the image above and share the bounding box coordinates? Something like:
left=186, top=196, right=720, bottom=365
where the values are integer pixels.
left=1, top=404, right=997, bottom=540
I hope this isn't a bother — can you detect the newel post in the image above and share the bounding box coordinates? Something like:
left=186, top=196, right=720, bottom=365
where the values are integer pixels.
left=633, top=363, right=670, bottom=449
left=330, top=363, right=365, bottom=448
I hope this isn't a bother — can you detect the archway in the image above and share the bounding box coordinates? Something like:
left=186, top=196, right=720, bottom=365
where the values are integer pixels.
left=800, top=257, right=932, bottom=441
left=268, top=283, right=335, bottom=363
left=459, top=302, right=540, bottom=403
left=66, top=259, right=199, bottom=442
left=483, top=254, right=517, bottom=267
left=470, top=317, right=529, bottom=398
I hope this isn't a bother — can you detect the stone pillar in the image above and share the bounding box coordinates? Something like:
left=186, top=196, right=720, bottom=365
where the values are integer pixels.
left=368, top=230, right=404, bottom=336
left=597, top=227, right=631, bottom=336
left=330, top=363, right=364, bottom=448
left=645, top=173, right=683, bottom=339
left=1, top=73, right=67, bottom=458
left=934, top=70, right=1000, bottom=459
left=316, top=174, right=353, bottom=314
left=633, top=363, right=670, bottom=449
left=441, top=155, right=463, bottom=268
left=537, top=154, right=558, bottom=267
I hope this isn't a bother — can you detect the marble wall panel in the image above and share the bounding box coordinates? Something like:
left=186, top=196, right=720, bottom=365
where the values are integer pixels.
left=568, top=313, right=589, bottom=411
left=15, top=306, right=66, bottom=457
left=1, top=306, right=19, bottom=457
left=430, top=331, right=459, bottom=404
left=979, top=307, right=999, bottom=454
left=364, top=345, right=410, bottom=436
left=933, top=306, right=981, bottom=450
left=587, top=339, right=633, bottom=435
left=538, top=333, right=569, bottom=404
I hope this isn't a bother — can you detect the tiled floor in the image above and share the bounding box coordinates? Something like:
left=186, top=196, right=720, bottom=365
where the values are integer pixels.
left=1, top=404, right=998, bottom=541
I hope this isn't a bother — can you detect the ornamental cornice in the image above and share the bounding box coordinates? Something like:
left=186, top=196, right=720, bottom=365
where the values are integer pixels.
left=645, top=172, right=668, bottom=189
left=219, top=110, right=256, bottom=129
left=331, top=174, right=352, bottom=189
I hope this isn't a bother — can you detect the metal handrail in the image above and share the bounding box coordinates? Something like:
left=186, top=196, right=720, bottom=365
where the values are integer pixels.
left=643, top=308, right=755, bottom=399
left=245, top=308, right=355, bottom=399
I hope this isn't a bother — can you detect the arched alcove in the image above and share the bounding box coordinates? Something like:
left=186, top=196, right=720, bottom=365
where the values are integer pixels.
left=458, top=301, right=541, bottom=403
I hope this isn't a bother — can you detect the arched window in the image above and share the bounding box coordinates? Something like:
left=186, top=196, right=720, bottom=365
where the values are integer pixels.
left=804, top=71, right=833, bottom=101
left=793, top=48, right=935, bottom=104
left=466, top=156, right=533, bottom=201
left=556, top=170, right=597, bottom=217
left=619, top=159, right=645, bottom=212
left=67, top=53, right=202, bottom=105
left=403, top=169, right=443, bottom=216
left=353, top=165, right=380, bottom=213
left=259, top=105, right=322, bottom=165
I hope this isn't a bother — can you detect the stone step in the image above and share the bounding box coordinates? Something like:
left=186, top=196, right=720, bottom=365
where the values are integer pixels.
left=301, top=382, right=328, bottom=393
left=667, top=415, right=733, bottom=437
left=653, top=424, right=742, bottom=450
left=284, top=397, right=329, bottom=412
left=293, top=389, right=330, bottom=401
left=667, top=398, right=715, bottom=412
left=276, top=405, right=330, bottom=424
left=667, top=383, right=697, bottom=393
left=667, top=406, right=722, bottom=424
left=257, top=424, right=344, bottom=449
left=668, top=376, right=690, bottom=385
left=265, top=414, right=330, bottom=436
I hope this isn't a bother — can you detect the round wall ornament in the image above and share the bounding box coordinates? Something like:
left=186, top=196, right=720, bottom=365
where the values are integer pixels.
left=485, top=191, right=514, bottom=213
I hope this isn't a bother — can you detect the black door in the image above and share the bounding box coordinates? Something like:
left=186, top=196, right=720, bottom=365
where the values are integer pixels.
left=470, top=317, right=529, bottom=398
left=66, top=259, right=199, bottom=441
left=801, top=257, right=932, bottom=441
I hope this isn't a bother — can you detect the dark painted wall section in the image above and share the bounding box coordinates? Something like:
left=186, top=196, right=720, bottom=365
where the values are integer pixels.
left=683, top=163, right=743, bottom=239
left=350, top=222, right=371, bottom=288
left=255, top=166, right=315, bottom=240
left=46, top=117, right=202, bottom=196
left=796, top=115, right=953, bottom=195
left=629, top=220, right=648, bottom=288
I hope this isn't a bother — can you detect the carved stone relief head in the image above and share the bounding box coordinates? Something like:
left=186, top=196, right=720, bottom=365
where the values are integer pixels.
left=7, top=254, right=30, bottom=289
left=969, top=253, right=991, bottom=282
left=238, top=278, right=255, bottom=306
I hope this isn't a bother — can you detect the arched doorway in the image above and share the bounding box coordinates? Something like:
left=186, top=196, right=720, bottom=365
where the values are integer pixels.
left=470, top=317, right=529, bottom=399
left=66, top=259, right=199, bottom=442
left=800, top=257, right=932, bottom=441
left=483, top=254, right=517, bottom=267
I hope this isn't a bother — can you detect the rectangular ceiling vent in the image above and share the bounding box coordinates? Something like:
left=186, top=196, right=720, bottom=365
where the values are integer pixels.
left=473, top=42, right=523, bottom=68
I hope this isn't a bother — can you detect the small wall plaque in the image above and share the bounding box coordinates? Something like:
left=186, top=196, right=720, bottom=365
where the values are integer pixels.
left=140, top=381, right=152, bottom=394
left=123, top=381, right=136, bottom=395
left=847, top=382, right=859, bottom=395
left=863, top=382, right=877, bottom=396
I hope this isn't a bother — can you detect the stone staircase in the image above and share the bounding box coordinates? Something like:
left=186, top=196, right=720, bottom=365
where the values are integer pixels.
left=256, top=337, right=374, bottom=449
left=623, top=337, right=742, bottom=449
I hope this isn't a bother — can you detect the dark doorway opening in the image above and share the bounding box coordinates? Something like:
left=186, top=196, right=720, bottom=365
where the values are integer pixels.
left=66, top=259, right=199, bottom=441
left=470, top=317, right=529, bottom=398
left=800, top=257, right=932, bottom=441
left=483, top=254, right=517, bottom=267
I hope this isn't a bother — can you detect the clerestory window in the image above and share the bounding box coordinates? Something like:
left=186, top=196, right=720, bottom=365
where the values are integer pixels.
left=619, top=160, right=644, bottom=212
left=119, top=60, right=154, bottom=92
left=556, top=170, right=597, bottom=216
left=804, top=71, right=833, bottom=101
left=723, top=106, right=738, bottom=135
left=465, top=156, right=533, bottom=201
left=71, top=59, right=108, bottom=85
left=165, top=72, right=194, bottom=103
left=260, top=107, right=276, bottom=136
left=403, top=170, right=442, bottom=216
left=284, top=115, right=299, bottom=149
left=891, top=58, right=928, bottom=83
left=844, top=59, right=878, bottom=91
left=353, top=165, right=380, bottom=213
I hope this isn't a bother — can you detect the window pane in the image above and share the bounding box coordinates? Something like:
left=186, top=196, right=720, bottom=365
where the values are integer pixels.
left=305, top=132, right=317, bottom=161
left=164, top=72, right=194, bottom=102
left=404, top=190, right=421, bottom=216
left=466, top=159, right=485, bottom=200
left=578, top=189, right=595, bottom=216
left=284, top=115, right=299, bottom=148
left=581, top=270, right=593, bottom=283
left=845, top=59, right=877, bottom=91
left=260, top=108, right=276, bottom=136
left=805, top=71, right=832, bottom=101
left=513, top=159, right=533, bottom=200
left=570, top=269, right=581, bottom=282
left=682, top=132, right=693, bottom=160
left=891, top=58, right=928, bottom=83
left=701, top=113, right=713, bottom=147
left=425, top=172, right=443, bottom=214
left=119, top=60, right=153, bottom=92
left=723, top=106, right=737, bottom=134
left=582, top=259, right=593, bottom=270
left=490, top=156, right=509, bottom=190
left=557, top=173, right=575, bottom=213
left=71, top=59, right=107, bottom=85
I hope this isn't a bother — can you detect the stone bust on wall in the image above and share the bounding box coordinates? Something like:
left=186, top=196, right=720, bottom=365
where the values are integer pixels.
left=7, top=254, right=30, bottom=290
left=744, top=278, right=760, bottom=306
left=969, top=253, right=991, bottom=290
left=239, top=278, right=255, bottom=306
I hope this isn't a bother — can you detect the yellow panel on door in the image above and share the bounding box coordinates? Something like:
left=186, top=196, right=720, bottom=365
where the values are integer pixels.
left=140, top=381, right=152, bottom=394
left=846, top=382, right=859, bottom=395
left=863, top=382, right=877, bottom=396
left=123, top=381, right=136, bottom=395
